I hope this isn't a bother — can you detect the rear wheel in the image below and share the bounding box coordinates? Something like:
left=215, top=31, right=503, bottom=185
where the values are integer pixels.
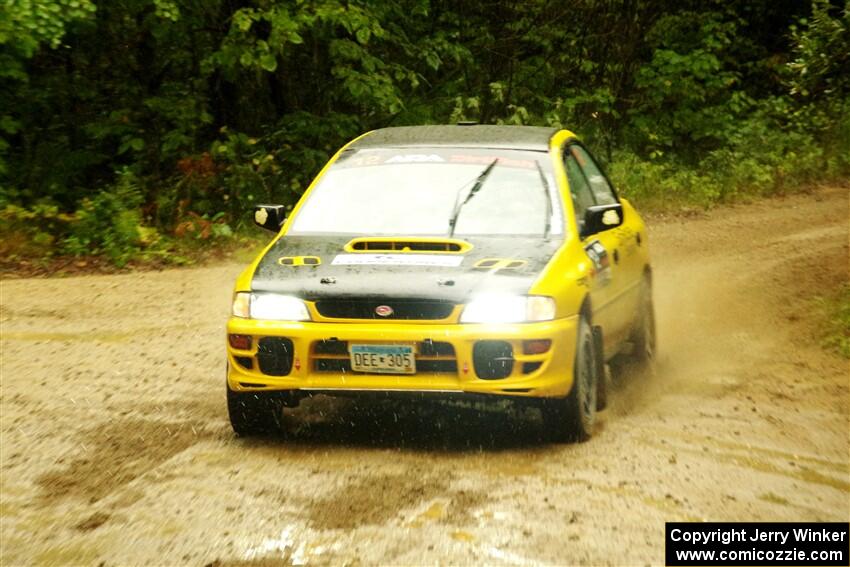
left=226, top=381, right=284, bottom=436
left=542, top=316, right=597, bottom=442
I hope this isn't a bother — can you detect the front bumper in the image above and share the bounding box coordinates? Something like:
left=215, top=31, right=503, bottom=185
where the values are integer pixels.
left=226, top=316, right=578, bottom=399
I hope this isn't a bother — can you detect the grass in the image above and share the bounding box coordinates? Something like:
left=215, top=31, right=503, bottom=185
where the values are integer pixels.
left=0, top=232, right=270, bottom=278
left=817, top=283, right=850, bottom=359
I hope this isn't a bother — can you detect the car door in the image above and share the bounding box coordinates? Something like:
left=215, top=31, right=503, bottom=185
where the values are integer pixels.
left=564, top=144, right=634, bottom=353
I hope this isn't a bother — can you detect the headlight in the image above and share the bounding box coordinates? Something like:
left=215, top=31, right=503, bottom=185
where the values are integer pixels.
left=460, top=295, right=556, bottom=323
left=232, top=292, right=251, bottom=318
left=231, top=292, right=310, bottom=321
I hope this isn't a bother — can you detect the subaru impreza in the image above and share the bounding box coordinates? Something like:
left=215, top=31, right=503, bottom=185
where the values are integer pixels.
left=226, top=125, right=654, bottom=441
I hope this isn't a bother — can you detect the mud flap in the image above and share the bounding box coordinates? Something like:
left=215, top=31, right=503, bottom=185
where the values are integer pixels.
left=593, top=325, right=608, bottom=410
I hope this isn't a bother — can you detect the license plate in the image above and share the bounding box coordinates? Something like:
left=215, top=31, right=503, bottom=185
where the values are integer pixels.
left=349, top=344, right=416, bottom=374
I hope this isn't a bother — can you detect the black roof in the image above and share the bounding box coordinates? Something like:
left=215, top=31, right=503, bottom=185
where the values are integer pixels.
left=350, top=124, right=560, bottom=151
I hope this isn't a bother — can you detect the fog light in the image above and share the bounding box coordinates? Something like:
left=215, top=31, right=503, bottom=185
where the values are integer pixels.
left=473, top=341, right=513, bottom=379
left=229, top=334, right=252, bottom=350
left=523, top=339, right=551, bottom=355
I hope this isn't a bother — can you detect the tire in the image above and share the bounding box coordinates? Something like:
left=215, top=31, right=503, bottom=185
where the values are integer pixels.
left=542, top=316, right=598, bottom=442
left=629, top=278, right=656, bottom=367
left=227, top=381, right=284, bottom=436
left=593, top=326, right=609, bottom=411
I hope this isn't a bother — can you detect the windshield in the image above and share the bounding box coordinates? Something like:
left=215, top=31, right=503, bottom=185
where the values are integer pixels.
left=288, top=148, right=563, bottom=236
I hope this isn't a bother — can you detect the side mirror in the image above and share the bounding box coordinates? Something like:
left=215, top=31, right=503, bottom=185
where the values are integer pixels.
left=254, top=204, right=287, bottom=232
left=582, top=203, right=623, bottom=238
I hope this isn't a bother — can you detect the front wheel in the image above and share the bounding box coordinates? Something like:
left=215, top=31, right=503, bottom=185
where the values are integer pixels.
left=227, top=382, right=284, bottom=436
left=629, top=278, right=656, bottom=367
left=542, top=316, right=597, bottom=442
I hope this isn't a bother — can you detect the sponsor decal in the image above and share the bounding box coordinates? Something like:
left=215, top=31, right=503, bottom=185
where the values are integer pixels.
left=614, top=226, right=639, bottom=256
left=385, top=154, right=444, bottom=163
left=448, top=154, right=535, bottom=169
left=338, top=150, right=537, bottom=170
left=584, top=240, right=612, bottom=287
left=332, top=254, right=463, bottom=267
left=473, top=258, right=527, bottom=270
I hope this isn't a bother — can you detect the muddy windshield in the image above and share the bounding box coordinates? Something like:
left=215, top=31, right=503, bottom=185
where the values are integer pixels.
left=288, top=147, right=563, bottom=236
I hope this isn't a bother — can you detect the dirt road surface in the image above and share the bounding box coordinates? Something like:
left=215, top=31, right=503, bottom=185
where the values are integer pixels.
left=2, top=187, right=848, bottom=566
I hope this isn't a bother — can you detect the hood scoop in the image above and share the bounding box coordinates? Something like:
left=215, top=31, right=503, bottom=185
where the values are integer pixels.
left=345, top=237, right=472, bottom=254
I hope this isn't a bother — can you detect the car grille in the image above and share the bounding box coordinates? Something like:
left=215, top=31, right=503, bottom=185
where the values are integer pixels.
left=313, top=298, right=455, bottom=320
left=312, top=339, right=458, bottom=374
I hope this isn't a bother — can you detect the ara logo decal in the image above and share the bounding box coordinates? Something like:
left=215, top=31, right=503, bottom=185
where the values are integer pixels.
left=254, top=208, right=269, bottom=225
left=375, top=305, right=394, bottom=317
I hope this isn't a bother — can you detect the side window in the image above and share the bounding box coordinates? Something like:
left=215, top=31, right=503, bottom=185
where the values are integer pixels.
left=571, top=146, right=617, bottom=206
left=564, top=152, right=595, bottom=229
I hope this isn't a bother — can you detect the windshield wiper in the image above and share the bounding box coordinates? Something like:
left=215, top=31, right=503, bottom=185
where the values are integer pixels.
left=536, top=161, right=553, bottom=239
left=447, top=158, right=499, bottom=237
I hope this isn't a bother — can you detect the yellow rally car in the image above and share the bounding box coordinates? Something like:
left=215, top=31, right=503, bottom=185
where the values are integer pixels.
left=226, top=125, right=654, bottom=441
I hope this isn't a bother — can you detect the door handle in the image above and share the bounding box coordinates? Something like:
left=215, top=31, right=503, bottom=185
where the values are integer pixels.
left=613, top=249, right=620, bottom=264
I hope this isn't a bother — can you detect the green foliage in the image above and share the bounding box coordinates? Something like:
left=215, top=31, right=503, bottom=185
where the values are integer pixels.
left=630, top=11, right=747, bottom=157
left=0, top=0, right=848, bottom=267
left=788, top=1, right=850, bottom=101
left=784, top=0, right=850, bottom=179
left=0, top=202, right=74, bottom=258
left=0, top=0, right=97, bottom=60
left=613, top=93, right=849, bottom=208
left=0, top=0, right=97, bottom=182
left=61, top=170, right=147, bottom=266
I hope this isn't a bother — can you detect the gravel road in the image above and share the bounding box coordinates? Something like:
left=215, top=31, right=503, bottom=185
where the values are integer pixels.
left=1, top=187, right=848, bottom=566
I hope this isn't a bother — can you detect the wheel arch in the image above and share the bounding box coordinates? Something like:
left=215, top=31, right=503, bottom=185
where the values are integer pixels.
left=579, top=294, right=593, bottom=324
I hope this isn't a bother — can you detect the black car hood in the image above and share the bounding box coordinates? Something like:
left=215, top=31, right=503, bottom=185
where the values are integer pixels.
left=251, top=235, right=562, bottom=303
